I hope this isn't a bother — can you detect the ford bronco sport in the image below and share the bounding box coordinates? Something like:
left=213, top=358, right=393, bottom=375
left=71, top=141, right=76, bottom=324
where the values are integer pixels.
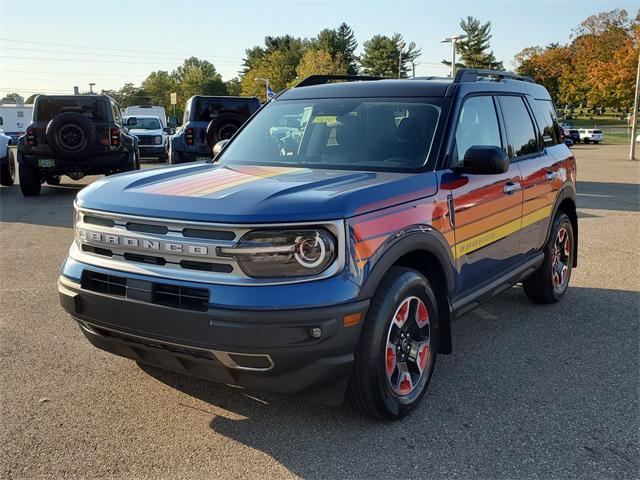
left=58, top=71, right=577, bottom=420
left=169, top=95, right=260, bottom=164
left=17, top=95, right=140, bottom=196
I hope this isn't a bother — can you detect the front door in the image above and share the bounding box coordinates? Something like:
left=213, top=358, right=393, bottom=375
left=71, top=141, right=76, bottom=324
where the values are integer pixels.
left=446, top=95, right=525, bottom=295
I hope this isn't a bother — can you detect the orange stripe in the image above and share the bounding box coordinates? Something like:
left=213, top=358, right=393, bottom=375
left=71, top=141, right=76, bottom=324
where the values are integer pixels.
left=149, top=169, right=242, bottom=195
left=455, top=194, right=520, bottom=226
left=455, top=205, right=522, bottom=243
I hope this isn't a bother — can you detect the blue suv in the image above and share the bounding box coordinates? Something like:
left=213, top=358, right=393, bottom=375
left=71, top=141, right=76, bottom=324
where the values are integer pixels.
left=58, top=71, right=577, bottom=420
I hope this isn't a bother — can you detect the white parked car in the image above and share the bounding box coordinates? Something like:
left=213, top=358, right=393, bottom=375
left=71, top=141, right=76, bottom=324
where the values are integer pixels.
left=578, top=128, right=603, bottom=144
left=123, top=115, right=170, bottom=162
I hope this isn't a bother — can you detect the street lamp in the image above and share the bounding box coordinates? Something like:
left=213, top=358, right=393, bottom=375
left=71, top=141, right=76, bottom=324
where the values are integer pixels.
left=441, top=34, right=467, bottom=78
left=88, top=82, right=96, bottom=95
left=398, top=41, right=406, bottom=79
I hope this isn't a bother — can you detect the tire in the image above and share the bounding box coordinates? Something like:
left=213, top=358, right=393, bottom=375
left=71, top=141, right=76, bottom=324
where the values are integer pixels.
left=206, top=115, right=241, bottom=146
left=0, top=148, right=16, bottom=186
left=348, top=267, right=439, bottom=420
left=119, top=149, right=140, bottom=173
left=18, top=160, right=42, bottom=196
left=45, top=175, right=61, bottom=186
left=522, top=212, right=574, bottom=304
left=593, top=141, right=600, bottom=144
left=583, top=138, right=589, bottom=144
left=45, top=112, right=97, bottom=160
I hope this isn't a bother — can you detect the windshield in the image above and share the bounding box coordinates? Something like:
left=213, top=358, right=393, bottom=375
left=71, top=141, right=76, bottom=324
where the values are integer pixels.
left=218, top=98, right=442, bottom=171
left=127, top=117, right=161, bottom=129
left=36, top=98, right=108, bottom=122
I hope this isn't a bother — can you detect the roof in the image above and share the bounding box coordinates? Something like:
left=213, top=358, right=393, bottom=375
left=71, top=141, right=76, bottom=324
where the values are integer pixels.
left=0, top=103, right=34, bottom=108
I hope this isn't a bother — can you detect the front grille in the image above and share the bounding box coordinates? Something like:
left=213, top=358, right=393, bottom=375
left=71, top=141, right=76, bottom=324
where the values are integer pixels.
left=81, top=270, right=210, bottom=311
left=136, top=135, right=156, bottom=145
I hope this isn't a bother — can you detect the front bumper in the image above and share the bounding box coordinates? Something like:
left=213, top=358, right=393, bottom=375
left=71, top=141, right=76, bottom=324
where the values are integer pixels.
left=58, top=275, right=368, bottom=397
left=139, top=145, right=167, bottom=157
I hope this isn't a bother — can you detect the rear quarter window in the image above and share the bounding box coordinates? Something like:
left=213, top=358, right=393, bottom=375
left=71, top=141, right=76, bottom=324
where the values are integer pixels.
left=35, top=98, right=109, bottom=122
left=533, top=99, right=561, bottom=147
left=498, top=96, right=539, bottom=158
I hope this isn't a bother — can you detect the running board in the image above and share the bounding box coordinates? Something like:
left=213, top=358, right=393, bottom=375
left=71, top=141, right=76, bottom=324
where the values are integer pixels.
left=452, top=253, right=544, bottom=318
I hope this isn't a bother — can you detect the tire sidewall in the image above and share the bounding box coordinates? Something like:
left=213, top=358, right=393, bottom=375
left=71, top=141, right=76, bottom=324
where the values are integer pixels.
left=366, top=270, right=439, bottom=418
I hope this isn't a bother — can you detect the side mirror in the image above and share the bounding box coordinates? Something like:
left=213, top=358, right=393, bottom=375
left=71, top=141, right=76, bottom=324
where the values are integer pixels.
left=457, top=146, right=509, bottom=175
left=125, top=117, right=137, bottom=127
left=167, top=116, right=178, bottom=128
left=212, top=139, right=229, bottom=158
left=164, top=127, right=175, bottom=135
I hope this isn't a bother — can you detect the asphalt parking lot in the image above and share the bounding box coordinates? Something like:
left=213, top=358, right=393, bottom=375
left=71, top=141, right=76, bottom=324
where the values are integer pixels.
left=1, top=144, right=638, bottom=479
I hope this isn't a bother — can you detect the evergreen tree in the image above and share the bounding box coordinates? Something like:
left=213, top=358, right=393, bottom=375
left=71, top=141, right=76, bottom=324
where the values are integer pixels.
left=443, top=17, right=503, bottom=70
left=359, top=33, right=421, bottom=78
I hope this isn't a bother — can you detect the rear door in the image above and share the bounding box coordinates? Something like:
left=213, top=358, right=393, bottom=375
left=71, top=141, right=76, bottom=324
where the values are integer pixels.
left=502, top=96, right=561, bottom=254
left=446, top=94, right=524, bottom=294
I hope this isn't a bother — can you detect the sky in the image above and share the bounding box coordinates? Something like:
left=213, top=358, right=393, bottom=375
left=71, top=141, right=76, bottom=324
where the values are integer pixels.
left=0, top=0, right=637, bottom=99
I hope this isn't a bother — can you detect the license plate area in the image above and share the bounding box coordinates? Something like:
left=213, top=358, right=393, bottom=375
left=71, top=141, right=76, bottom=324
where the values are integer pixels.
left=38, top=159, right=56, bottom=168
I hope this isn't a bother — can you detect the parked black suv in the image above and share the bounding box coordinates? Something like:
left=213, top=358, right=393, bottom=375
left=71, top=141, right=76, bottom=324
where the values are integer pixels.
left=17, top=95, right=139, bottom=196
left=169, top=95, right=260, bottom=164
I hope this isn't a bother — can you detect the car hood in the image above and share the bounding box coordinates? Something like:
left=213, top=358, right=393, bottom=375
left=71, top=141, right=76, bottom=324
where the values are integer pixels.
left=129, top=128, right=164, bottom=136
left=76, top=163, right=439, bottom=223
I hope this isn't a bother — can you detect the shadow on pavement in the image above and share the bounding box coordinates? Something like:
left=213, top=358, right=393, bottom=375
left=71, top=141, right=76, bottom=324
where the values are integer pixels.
left=577, top=180, right=639, bottom=212
left=0, top=183, right=82, bottom=228
left=140, top=285, right=640, bottom=479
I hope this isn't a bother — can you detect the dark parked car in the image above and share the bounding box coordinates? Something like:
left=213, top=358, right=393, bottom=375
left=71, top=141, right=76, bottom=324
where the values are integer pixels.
left=0, top=130, right=15, bottom=186
left=169, top=95, right=260, bottom=164
left=59, top=71, right=577, bottom=420
left=564, top=128, right=581, bottom=144
left=17, top=95, right=139, bottom=196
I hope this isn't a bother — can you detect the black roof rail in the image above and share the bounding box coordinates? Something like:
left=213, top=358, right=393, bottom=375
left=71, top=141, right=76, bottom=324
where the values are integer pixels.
left=454, top=69, right=535, bottom=84
left=294, top=74, right=384, bottom=88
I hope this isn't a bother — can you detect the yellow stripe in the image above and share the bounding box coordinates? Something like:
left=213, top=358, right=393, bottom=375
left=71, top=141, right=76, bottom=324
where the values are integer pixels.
left=451, top=204, right=553, bottom=258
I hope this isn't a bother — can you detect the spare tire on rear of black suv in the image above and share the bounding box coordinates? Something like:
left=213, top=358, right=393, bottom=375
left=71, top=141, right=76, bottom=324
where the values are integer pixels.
left=46, top=112, right=97, bottom=161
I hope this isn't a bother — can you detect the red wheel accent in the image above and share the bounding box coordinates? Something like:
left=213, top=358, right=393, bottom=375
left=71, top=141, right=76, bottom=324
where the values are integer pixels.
left=564, top=237, right=571, bottom=256
left=385, top=296, right=431, bottom=396
left=386, top=345, right=396, bottom=376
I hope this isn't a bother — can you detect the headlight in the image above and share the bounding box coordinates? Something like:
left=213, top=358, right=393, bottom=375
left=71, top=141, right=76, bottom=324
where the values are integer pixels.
left=154, top=136, right=162, bottom=144
left=219, top=229, right=336, bottom=278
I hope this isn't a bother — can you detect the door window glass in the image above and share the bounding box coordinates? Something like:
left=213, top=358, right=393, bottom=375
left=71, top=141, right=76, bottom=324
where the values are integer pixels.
left=499, top=96, right=539, bottom=158
left=454, top=96, right=502, bottom=164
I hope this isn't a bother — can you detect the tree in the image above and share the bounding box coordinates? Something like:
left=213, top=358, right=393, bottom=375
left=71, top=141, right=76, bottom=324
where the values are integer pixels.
left=241, top=50, right=297, bottom=101
left=26, top=94, right=38, bottom=104
left=292, top=49, right=348, bottom=85
left=241, top=35, right=308, bottom=76
left=359, top=33, right=421, bottom=78
left=102, top=83, right=150, bottom=107
left=313, top=23, right=359, bottom=74
left=225, top=78, right=242, bottom=96
left=444, top=17, right=503, bottom=70
left=141, top=71, right=179, bottom=112
left=1, top=93, right=24, bottom=104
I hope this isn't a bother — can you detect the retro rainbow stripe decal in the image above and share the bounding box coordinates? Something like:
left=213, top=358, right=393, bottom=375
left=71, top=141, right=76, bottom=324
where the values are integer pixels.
left=138, top=165, right=304, bottom=197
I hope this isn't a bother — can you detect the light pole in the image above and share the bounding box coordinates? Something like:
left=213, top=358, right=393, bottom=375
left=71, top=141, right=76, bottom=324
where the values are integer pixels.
left=255, top=77, right=270, bottom=101
left=630, top=49, right=640, bottom=161
left=441, top=34, right=467, bottom=78
left=88, top=83, right=96, bottom=95
left=412, top=61, right=420, bottom=78
left=398, top=41, right=406, bottom=79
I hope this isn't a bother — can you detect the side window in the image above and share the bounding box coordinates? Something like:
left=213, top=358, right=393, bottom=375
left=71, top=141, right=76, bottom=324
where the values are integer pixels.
left=454, top=96, right=502, bottom=164
left=499, top=96, right=539, bottom=158
left=111, top=101, right=122, bottom=125
left=532, top=99, right=560, bottom=147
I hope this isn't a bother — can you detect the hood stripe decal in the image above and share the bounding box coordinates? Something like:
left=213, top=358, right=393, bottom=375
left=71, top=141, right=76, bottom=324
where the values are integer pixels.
left=139, top=166, right=304, bottom=198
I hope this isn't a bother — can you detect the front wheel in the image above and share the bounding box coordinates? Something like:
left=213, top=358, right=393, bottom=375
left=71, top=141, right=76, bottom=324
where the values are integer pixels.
left=522, top=212, right=574, bottom=303
left=348, top=267, right=439, bottom=420
left=0, top=148, right=16, bottom=186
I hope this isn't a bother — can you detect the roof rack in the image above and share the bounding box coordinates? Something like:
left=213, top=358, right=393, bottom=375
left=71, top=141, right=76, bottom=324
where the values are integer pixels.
left=454, top=69, right=535, bottom=84
left=295, top=74, right=383, bottom=88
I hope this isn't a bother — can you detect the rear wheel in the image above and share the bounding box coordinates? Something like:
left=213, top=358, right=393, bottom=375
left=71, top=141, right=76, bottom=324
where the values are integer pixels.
left=19, top=160, right=42, bottom=196
left=348, top=267, right=439, bottom=420
left=0, top=148, right=16, bottom=186
left=522, top=212, right=574, bottom=303
left=583, top=138, right=590, bottom=144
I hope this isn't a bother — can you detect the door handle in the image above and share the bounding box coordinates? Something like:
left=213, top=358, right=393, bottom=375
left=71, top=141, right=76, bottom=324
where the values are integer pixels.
left=545, top=171, right=559, bottom=182
left=502, top=182, right=521, bottom=195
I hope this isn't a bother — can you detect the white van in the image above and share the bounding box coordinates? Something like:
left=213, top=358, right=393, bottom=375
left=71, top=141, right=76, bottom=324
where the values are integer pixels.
left=123, top=105, right=167, bottom=128
left=0, top=103, right=34, bottom=143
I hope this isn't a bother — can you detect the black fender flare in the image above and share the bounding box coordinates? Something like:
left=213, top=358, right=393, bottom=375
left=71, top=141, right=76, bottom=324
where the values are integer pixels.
left=357, top=228, right=456, bottom=354
left=358, top=229, right=456, bottom=300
